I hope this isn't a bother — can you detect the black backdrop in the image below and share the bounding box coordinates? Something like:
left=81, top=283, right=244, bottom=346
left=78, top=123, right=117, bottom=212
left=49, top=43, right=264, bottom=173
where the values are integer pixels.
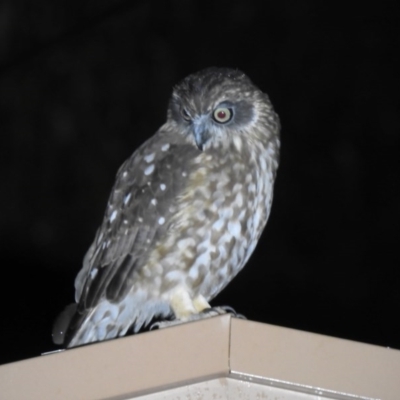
left=1, top=1, right=399, bottom=365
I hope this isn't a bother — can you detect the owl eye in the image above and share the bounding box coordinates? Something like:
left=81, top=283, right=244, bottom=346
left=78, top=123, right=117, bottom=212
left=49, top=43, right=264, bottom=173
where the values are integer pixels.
left=213, top=107, right=232, bottom=124
left=181, top=108, right=191, bottom=121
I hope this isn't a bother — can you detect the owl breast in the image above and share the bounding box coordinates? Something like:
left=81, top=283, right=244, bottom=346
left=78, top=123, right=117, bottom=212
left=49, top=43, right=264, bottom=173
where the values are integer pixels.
left=139, top=140, right=276, bottom=303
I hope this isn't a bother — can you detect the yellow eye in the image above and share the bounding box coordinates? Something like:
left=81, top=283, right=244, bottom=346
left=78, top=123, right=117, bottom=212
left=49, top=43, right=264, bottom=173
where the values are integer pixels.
left=213, top=107, right=232, bottom=123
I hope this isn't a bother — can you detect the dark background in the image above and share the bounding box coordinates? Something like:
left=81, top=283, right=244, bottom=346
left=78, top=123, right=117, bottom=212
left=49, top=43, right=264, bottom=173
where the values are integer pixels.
left=1, top=1, right=399, bottom=365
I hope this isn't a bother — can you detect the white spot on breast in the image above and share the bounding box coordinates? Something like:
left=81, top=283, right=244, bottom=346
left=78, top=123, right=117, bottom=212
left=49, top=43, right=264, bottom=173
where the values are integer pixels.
left=238, top=209, right=246, bottom=220
left=246, top=218, right=253, bottom=232
left=158, top=217, right=165, bottom=225
left=151, top=198, right=157, bottom=206
left=124, top=193, right=131, bottom=205
left=218, top=244, right=227, bottom=260
left=217, top=232, right=234, bottom=253
left=212, top=218, right=225, bottom=232
left=182, top=171, right=187, bottom=177
left=219, top=207, right=233, bottom=219
left=161, top=143, right=170, bottom=151
left=191, top=251, right=211, bottom=270
left=110, top=210, right=117, bottom=222
left=259, top=156, right=267, bottom=173
left=228, top=220, right=242, bottom=239
left=144, top=164, right=155, bottom=175
left=267, top=146, right=276, bottom=156
left=122, top=171, right=128, bottom=178
left=233, top=183, right=243, bottom=193
left=253, top=208, right=262, bottom=231
left=218, top=265, right=228, bottom=279
left=144, top=153, right=155, bottom=163
left=188, top=267, right=199, bottom=281
left=160, top=183, right=166, bottom=191
left=235, top=192, right=243, bottom=207
left=165, top=270, right=184, bottom=282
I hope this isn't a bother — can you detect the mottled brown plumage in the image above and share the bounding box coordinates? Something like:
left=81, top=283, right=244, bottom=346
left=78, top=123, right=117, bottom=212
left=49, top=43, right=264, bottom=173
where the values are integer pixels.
left=53, top=67, right=280, bottom=347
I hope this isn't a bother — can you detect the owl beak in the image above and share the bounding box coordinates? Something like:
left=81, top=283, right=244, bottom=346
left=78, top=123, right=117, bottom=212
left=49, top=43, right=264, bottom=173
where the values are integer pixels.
left=193, top=118, right=210, bottom=151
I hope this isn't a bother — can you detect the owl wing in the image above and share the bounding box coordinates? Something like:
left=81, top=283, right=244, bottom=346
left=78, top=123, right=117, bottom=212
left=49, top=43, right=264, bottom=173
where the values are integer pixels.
left=76, top=131, right=199, bottom=311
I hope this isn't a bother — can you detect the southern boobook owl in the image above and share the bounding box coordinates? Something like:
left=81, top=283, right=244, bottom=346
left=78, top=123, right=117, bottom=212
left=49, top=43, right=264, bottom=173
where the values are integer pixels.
left=53, top=67, right=280, bottom=348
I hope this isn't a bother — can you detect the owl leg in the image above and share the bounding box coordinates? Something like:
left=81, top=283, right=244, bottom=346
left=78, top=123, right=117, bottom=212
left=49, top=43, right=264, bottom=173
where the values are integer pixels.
left=193, top=297, right=246, bottom=319
left=150, top=290, right=211, bottom=330
left=150, top=289, right=245, bottom=331
left=169, top=286, right=198, bottom=320
left=192, top=294, right=211, bottom=312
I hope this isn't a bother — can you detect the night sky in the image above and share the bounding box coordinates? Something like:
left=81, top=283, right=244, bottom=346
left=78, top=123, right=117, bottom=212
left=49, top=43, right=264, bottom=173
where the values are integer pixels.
left=1, top=1, right=399, bottom=365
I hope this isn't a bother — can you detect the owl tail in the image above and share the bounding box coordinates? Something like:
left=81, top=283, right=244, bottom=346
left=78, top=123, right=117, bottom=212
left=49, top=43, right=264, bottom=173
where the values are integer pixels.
left=52, top=303, right=97, bottom=348
left=52, top=303, right=77, bottom=345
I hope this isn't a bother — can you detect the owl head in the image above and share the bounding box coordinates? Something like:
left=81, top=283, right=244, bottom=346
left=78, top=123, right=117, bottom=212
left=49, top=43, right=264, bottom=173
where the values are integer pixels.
left=167, top=67, right=278, bottom=151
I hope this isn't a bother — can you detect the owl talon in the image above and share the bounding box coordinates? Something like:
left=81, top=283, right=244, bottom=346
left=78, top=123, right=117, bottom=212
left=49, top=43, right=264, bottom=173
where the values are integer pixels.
left=149, top=319, right=182, bottom=330
left=202, top=306, right=246, bottom=319
left=149, top=321, right=161, bottom=330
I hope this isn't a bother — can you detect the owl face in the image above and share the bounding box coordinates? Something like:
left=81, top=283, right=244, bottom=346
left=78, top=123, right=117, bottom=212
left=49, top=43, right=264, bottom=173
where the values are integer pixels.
left=168, top=68, right=265, bottom=151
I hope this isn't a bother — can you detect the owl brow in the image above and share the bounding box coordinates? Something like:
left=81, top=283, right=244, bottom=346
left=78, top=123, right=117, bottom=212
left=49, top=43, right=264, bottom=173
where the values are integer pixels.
left=215, top=100, right=234, bottom=109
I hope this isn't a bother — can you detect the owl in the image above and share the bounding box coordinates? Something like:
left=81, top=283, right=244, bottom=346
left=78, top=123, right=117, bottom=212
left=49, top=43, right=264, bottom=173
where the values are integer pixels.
left=53, top=67, right=280, bottom=348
